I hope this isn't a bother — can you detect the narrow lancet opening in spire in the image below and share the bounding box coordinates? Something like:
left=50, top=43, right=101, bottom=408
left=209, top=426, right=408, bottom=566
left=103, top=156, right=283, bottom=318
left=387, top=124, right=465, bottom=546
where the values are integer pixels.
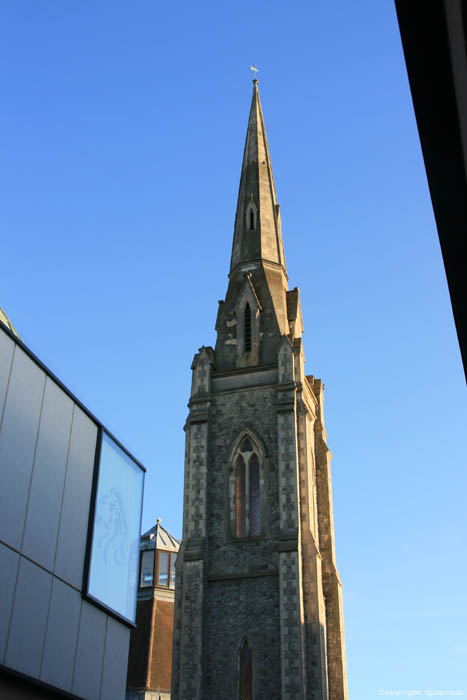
left=244, top=303, right=251, bottom=352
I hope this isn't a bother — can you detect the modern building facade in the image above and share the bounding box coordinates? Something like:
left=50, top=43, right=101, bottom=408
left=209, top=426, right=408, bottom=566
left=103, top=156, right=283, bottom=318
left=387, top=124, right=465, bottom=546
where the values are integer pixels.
left=395, top=0, right=467, bottom=382
left=0, top=315, right=145, bottom=700
left=127, top=519, right=180, bottom=700
left=171, top=81, right=348, bottom=699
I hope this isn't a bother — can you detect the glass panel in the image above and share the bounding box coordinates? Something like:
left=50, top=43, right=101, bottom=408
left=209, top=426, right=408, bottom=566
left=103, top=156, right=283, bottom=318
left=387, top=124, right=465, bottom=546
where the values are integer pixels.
left=240, top=438, right=252, bottom=453
left=87, top=432, right=144, bottom=624
left=235, top=456, right=246, bottom=537
left=169, top=553, right=177, bottom=589
left=239, top=638, right=253, bottom=700
left=140, top=550, right=154, bottom=587
left=158, top=551, right=169, bottom=586
left=249, top=454, right=261, bottom=536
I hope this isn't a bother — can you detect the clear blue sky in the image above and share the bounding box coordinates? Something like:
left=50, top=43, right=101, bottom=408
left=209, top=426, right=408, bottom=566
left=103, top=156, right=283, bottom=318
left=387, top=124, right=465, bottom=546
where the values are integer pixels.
left=1, top=1, right=466, bottom=697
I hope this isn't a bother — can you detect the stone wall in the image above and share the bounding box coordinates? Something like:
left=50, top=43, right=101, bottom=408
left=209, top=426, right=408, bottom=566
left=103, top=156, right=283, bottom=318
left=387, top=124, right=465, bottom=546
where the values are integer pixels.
left=203, top=575, right=281, bottom=699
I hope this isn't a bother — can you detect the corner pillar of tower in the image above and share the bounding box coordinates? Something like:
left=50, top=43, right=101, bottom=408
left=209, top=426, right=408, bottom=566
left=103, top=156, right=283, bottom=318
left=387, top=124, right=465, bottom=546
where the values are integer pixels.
left=172, top=346, right=214, bottom=700
left=312, top=378, right=349, bottom=700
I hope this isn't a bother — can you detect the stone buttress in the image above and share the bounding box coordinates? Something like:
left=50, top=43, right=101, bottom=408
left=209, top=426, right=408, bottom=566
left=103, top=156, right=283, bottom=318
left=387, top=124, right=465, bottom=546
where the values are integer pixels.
left=171, top=80, right=348, bottom=700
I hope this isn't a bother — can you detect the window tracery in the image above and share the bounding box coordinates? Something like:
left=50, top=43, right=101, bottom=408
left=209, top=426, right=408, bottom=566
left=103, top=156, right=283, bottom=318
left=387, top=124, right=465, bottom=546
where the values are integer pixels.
left=232, top=433, right=263, bottom=537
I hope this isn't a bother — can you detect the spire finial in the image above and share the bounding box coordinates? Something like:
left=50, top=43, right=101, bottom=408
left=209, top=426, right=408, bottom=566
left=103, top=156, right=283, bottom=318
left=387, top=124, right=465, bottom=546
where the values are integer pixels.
left=250, top=64, right=259, bottom=81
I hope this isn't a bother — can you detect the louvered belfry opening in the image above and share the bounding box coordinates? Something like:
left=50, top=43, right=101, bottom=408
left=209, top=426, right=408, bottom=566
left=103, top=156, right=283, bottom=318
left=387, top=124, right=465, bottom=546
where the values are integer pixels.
left=244, top=303, right=251, bottom=352
left=239, top=638, right=253, bottom=700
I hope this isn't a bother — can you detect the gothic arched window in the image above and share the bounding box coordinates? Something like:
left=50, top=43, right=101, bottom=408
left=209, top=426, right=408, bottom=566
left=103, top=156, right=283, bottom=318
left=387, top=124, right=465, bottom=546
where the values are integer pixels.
left=233, top=435, right=263, bottom=537
left=239, top=638, right=253, bottom=700
left=244, top=303, right=251, bottom=352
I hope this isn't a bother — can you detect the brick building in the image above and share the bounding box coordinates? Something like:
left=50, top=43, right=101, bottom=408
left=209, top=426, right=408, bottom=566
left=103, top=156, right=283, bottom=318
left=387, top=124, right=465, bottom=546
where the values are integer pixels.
left=127, top=520, right=180, bottom=700
left=171, top=81, right=348, bottom=699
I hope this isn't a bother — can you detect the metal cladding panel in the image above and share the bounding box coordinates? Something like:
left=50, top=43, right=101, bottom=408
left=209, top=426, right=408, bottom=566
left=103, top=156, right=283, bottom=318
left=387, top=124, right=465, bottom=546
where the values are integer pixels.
left=54, top=405, right=97, bottom=590
left=5, top=557, right=52, bottom=679
left=0, top=543, right=19, bottom=663
left=72, top=600, right=107, bottom=700
left=0, top=347, right=46, bottom=550
left=41, top=577, right=81, bottom=693
left=0, top=328, right=14, bottom=419
left=22, top=378, right=74, bottom=570
left=100, top=617, right=131, bottom=700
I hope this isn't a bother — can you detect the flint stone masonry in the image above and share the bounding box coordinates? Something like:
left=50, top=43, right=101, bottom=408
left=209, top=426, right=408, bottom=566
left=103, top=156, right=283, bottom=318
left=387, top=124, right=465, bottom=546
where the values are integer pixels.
left=184, top=421, right=208, bottom=539
left=204, top=576, right=281, bottom=699
left=208, top=386, right=279, bottom=569
left=279, top=551, right=305, bottom=700
left=177, top=560, right=204, bottom=700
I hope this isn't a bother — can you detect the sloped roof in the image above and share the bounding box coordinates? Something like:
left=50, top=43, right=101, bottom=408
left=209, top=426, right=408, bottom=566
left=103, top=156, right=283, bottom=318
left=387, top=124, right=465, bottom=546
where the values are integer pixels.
left=141, top=518, right=180, bottom=552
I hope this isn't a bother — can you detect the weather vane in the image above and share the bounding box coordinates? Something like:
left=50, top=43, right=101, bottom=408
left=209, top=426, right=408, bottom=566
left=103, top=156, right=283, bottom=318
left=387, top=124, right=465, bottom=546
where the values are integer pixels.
left=250, top=64, right=259, bottom=79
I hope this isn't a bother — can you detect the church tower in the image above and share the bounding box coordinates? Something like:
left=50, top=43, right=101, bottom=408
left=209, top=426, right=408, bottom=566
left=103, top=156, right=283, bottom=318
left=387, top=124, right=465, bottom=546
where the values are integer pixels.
left=171, top=80, right=348, bottom=700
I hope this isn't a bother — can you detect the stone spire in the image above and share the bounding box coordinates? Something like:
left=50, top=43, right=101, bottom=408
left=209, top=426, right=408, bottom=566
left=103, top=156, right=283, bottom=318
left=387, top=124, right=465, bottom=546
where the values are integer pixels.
left=215, top=80, right=295, bottom=371
left=230, top=79, right=286, bottom=274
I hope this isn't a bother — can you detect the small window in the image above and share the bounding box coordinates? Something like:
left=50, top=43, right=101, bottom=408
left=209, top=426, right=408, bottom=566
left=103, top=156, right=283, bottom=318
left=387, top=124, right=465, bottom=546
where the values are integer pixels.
left=244, top=304, right=251, bottom=353
left=158, top=551, right=169, bottom=586
left=140, top=550, right=154, bottom=587
left=249, top=209, right=255, bottom=230
left=239, top=638, right=253, bottom=700
left=169, top=553, right=177, bottom=589
left=140, top=550, right=178, bottom=589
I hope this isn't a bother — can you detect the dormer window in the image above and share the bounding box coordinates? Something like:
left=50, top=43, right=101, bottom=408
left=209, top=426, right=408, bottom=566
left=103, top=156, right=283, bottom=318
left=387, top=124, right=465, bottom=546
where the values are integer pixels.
left=244, top=303, right=251, bottom=352
left=234, top=275, right=261, bottom=368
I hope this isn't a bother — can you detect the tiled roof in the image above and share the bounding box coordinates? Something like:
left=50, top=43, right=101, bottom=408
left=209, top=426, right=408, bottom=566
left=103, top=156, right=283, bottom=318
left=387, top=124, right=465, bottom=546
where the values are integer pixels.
left=141, top=519, right=180, bottom=552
